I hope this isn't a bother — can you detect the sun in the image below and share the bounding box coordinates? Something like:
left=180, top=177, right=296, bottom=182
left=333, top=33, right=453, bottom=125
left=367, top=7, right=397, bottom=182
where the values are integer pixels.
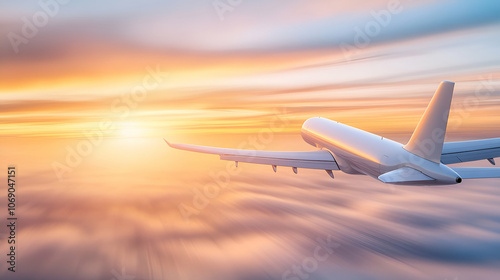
left=117, top=122, right=145, bottom=138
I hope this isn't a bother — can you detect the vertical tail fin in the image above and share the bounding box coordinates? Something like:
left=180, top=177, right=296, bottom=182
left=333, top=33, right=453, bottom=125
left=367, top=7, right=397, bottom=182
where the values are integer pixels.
left=403, top=81, right=455, bottom=163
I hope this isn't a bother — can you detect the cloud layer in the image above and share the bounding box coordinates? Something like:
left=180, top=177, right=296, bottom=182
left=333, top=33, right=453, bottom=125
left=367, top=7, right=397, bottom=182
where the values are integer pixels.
left=2, top=149, right=500, bottom=280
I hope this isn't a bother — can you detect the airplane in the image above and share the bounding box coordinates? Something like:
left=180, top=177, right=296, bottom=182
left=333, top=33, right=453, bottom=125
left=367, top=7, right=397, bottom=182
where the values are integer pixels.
left=165, top=81, right=500, bottom=185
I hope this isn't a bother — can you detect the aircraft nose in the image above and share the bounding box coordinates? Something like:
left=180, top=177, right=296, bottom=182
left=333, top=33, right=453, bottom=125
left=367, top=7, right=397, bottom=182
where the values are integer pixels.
left=301, top=118, right=322, bottom=148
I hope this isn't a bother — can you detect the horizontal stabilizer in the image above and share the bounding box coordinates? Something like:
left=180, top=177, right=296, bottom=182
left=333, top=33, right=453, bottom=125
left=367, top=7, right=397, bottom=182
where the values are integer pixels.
left=450, top=167, right=500, bottom=179
left=378, top=167, right=435, bottom=183
left=165, top=140, right=340, bottom=170
left=441, top=137, right=500, bottom=164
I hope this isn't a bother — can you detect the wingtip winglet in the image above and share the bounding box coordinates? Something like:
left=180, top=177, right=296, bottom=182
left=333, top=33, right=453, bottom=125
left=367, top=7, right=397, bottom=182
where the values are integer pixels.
left=163, top=138, right=173, bottom=147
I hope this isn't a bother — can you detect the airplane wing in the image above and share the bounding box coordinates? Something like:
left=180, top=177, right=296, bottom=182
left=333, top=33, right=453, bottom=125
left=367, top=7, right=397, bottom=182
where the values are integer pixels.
left=450, top=167, right=500, bottom=179
left=164, top=140, right=340, bottom=174
left=441, top=138, right=500, bottom=165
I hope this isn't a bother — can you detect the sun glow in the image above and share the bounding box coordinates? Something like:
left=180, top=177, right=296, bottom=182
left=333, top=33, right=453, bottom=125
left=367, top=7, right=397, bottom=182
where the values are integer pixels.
left=117, top=122, right=146, bottom=138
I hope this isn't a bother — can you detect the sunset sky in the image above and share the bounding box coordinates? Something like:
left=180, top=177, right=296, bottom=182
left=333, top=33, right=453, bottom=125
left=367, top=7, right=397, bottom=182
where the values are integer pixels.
left=1, top=1, right=500, bottom=279
left=1, top=0, right=500, bottom=139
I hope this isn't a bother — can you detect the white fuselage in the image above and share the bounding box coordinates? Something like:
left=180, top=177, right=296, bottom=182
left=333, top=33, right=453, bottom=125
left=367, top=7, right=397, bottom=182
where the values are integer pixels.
left=301, top=117, right=462, bottom=185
